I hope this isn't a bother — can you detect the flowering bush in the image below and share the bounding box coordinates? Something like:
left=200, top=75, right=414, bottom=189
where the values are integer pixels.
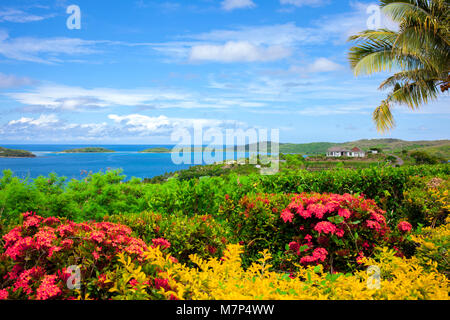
left=220, top=192, right=412, bottom=273
left=149, top=244, right=448, bottom=300
left=401, top=176, right=449, bottom=227
left=411, top=216, right=450, bottom=276
left=105, top=211, right=228, bottom=265
left=0, top=212, right=171, bottom=300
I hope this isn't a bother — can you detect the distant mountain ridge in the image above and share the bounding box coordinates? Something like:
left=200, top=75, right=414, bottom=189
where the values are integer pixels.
left=230, top=139, right=450, bottom=158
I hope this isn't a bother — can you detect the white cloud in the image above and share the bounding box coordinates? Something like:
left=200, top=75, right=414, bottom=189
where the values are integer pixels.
left=0, top=73, right=34, bottom=88
left=0, top=31, right=104, bottom=64
left=280, top=0, right=327, bottom=7
left=221, top=0, right=256, bottom=11
left=289, top=58, right=344, bottom=73
left=8, top=114, right=59, bottom=127
left=189, top=41, right=290, bottom=63
left=0, top=8, right=54, bottom=23
left=108, top=114, right=246, bottom=135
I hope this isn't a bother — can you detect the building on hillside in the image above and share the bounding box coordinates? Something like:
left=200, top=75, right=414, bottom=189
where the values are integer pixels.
left=326, top=147, right=366, bottom=158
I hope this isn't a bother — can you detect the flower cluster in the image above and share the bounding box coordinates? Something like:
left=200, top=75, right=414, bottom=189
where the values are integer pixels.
left=0, top=212, right=168, bottom=300
left=280, top=193, right=396, bottom=272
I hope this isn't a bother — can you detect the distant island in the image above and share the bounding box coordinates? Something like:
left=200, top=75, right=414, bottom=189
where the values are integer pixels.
left=0, top=146, right=36, bottom=158
left=62, top=147, right=115, bottom=153
left=140, top=147, right=172, bottom=153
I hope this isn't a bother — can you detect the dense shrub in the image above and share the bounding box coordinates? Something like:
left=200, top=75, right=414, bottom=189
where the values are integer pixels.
left=118, top=244, right=448, bottom=300
left=412, top=216, right=450, bottom=276
left=401, top=176, right=449, bottom=227
left=0, top=164, right=448, bottom=226
left=220, top=192, right=413, bottom=273
left=105, top=211, right=229, bottom=265
left=0, top=212, right=174, bottom=300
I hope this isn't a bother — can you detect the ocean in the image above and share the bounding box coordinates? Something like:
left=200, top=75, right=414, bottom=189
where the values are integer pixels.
left=0, top=145, right=251, bottom=180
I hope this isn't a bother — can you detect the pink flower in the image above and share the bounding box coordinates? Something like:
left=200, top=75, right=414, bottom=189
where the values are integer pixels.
left=356, top=251, right=365, bottom=264
left=366, top=220, right=382, bottom=232
left=335, top=228, right=345, bottom=238
left=280, top=209, right=294, bottom=223
left=314, top=221, right=337, bottom=235
left=288, top=241, right=300, bottom=253
left=90, top=231, right=106, bottom=243
left=338, top=208, right=351, bottom=219
left=152, top=238, right=171, bottom=250
left=397, top=221, right=412, bottom=233
left=36, top=275, right=61, bottom=300
left=0, top=289, right=8, bottom=300
left=154, top=278, right=170, bottom=291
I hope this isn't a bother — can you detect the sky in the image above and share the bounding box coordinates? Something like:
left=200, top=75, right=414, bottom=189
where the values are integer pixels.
left=0, top=0, right=448, bottom=144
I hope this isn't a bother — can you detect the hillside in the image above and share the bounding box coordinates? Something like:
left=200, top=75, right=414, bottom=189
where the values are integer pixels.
left=220, top=139, right=449, bottom=158
left=62, top=147, right=115, bottom=153
left=0, top=146, right=36, bottom=158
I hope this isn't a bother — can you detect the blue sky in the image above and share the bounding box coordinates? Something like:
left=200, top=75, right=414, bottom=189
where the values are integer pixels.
left=0, top=0, right=448, bottom=144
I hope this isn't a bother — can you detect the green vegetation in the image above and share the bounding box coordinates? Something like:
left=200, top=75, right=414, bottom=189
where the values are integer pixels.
left=275, top=139, right=450, bottom=158
left=0, top=164, right=448, bottom=227
left=61, top=147, right=115, bottom=153
left=0, top=147, right=36, bottom=158
left=139, top=147, right=172, bottom=153
left=348, top=0, right=449, bottom=132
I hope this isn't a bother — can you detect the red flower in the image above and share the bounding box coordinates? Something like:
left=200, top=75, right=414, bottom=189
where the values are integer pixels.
left=314, top=221, right=337, bottom=235
left=281, top=209, right=294, bottom=223
left=36, top=275, right=61, bottom=300
left=0, top=289, right=8, bottom=300
left=152, top=238, right=171, bottom=250
left=397, top=221, right=412, bottom=233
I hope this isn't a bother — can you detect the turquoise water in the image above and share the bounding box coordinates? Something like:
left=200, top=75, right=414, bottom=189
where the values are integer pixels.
left=0, top=145, right=250, bottom=180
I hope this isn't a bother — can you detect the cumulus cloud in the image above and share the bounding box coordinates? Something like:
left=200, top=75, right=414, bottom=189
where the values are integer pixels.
left=221, top=0, right=256, bottom=11
left=189, top=41, right=291, bottom=63
left=108, top=114, right=246, bottom=135
left=8, top=114, right=59, bottom=127
left=0, top=113, right=247, bottom=141
left=289, top=58, right=343, bottom=74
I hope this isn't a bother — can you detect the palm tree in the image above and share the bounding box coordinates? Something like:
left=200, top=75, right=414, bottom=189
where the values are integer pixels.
left=348, top=0, right=449, bottom=132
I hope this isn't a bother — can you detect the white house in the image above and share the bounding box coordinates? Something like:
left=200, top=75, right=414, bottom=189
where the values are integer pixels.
left=326, top=147, right=365, bottom=158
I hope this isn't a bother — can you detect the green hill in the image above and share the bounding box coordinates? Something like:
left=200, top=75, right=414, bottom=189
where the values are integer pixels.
left=140, top=147, right=172, bottom=153
left=62, top=147, right=115, bottom=153
left=222, top=139, right=450, bottom=158
left=0, top=146, right=36, bottom=158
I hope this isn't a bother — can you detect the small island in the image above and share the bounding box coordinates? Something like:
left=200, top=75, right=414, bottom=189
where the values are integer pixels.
left=139, top=147, right=172, bottom=153
left=0, top=146, right=36, bottom=158
left=61, top=147, right=115, bottom=153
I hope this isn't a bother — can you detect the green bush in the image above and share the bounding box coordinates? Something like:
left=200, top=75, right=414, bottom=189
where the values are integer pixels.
left=105, top=211, right=229, bottom=265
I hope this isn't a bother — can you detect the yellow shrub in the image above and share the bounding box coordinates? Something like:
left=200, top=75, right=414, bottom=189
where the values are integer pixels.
left=411, top=216, right=450, bottom=276
left=147, top=244, right=449, bottom=300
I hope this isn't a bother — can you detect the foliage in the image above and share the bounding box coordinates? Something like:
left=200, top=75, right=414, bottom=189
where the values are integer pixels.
left=401, top=176, right=449, bottom=227
left=137, top=244, right=448, bottom=300
left=62, top=147, right=115, bottom=153
left=412, top=216, right=450, bottom=276
left=410, top=151, right=446, bottom=164
left=0, top=147, right=35, bottom=158
left=0, top=212, right=153, bottom=300
left=348, top=0, right=450, bottom=132
left=0, top=165, right=449, bottom=227
left=105, top=211, right=229, bottom=265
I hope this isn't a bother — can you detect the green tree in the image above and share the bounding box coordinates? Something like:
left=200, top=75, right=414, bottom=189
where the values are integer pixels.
left=348, top=0, right=449, bottom=132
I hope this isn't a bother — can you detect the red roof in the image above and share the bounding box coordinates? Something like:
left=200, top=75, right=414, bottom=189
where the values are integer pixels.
left=351, top=147, right=362, bottom=152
